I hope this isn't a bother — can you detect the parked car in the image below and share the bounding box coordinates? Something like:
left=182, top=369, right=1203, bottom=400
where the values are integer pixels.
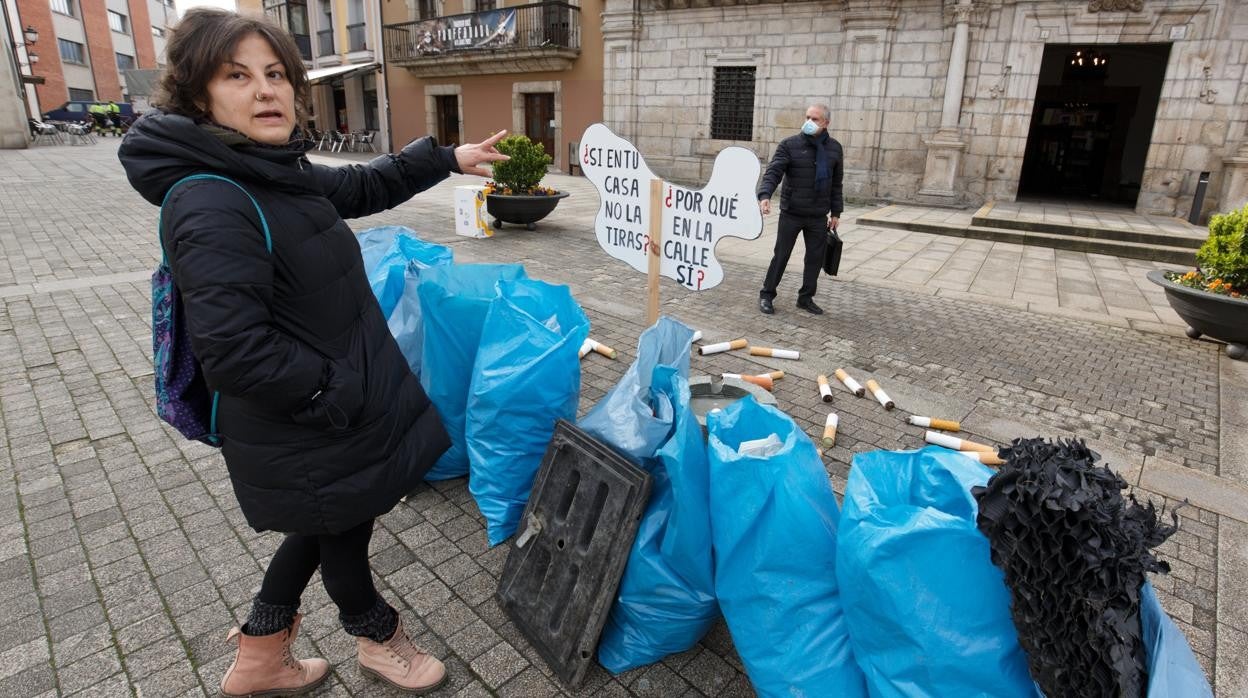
left=42, top=100, right=136, bottom=122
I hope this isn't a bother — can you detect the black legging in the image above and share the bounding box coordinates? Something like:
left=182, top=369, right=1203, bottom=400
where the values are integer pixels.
left=258, top=518, right=378, bottom=616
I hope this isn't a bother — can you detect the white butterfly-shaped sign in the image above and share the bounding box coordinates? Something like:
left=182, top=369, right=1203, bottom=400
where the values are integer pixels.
left=579, top=123, right=762, bottom=291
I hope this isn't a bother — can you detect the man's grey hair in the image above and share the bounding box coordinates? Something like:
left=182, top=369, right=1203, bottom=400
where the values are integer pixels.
left=810, top=103, right=831, bottom=121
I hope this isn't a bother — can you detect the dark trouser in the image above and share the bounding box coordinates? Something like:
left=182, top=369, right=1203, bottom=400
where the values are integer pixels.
left=248, top=518, right=396, bottom=641
left=760, top=212, right=828, bottom=303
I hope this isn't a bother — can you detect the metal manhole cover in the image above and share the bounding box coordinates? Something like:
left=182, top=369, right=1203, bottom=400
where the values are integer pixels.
left=496, top=419, right=651, bottom=687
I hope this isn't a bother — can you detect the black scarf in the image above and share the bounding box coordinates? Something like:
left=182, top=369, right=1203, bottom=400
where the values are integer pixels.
left=813, top=131, right=830, bottom=190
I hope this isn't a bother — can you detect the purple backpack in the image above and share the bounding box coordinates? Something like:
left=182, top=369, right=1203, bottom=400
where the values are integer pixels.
left=152, top=174, right=270, bottom=446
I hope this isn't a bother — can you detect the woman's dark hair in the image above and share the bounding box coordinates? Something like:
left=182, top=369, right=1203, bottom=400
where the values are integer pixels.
left=153, top=8, right=309, bottom=124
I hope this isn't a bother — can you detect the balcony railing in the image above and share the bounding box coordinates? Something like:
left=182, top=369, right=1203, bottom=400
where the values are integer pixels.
left=384, top=2, right=579, bottom=76
left=317, top=28, right=334, bottom=57
left=347, top=22, right=367, bottom=52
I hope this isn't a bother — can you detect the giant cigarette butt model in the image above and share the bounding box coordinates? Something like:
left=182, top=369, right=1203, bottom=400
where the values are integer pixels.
left=908, top=415, right=961, bottom=432
left=817, top=374, right=834, bottom=403
left=579, top=338, right=617, bottom=359
left=699, top=338, right=747, bottom=355
left=924, top=430, right=995, bottom=453
left=748, top=346, right=800, bottom=360
left=956, top=450, right=1005, bottom=466
left=822, top=413, right=839, bottom=448
left=865, top=379, right=895, bottom=410
left=834, top=368, right=865, bottom=397
left=722, top=373, right=774, bottom=391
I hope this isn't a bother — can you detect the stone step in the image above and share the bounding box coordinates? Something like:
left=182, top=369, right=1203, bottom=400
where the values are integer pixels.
left=971, top=212, right=1205, bottom=250
left=857, top=213, right=1197, bottom=265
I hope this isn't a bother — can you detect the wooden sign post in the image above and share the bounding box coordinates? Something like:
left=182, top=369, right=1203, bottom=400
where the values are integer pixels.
left=647, top=178, right=663, bottom=324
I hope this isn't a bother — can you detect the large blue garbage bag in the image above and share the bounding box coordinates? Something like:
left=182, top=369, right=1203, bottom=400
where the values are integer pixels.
left=466, top=279, right=589, bottom=545
left=707, top=397, right=867, bottom=698
left=596, top=365, right=717, bottom=674
left=837, top=446, right=1037, bottom=698
left=418, top=263, right=527, bottom=480
left=579, top=317, right=695, bottom=464
left=1141, top=582, right=1213, bottom=697
left=355, top=226, right=403, bottom=275
left=369, top=233, right=453, bottom=319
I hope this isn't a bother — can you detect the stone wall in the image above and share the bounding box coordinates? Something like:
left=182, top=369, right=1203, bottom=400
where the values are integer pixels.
left=602, top=0, right=1248, bottom=216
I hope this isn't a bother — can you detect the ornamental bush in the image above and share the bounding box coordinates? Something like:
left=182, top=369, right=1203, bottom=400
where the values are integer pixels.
left=489, top=134, right=553, bottom=194
left=1195, top=204, right=1248, bottom=293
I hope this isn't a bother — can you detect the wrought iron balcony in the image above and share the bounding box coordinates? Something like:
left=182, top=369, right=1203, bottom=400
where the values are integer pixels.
left=383, top=1, right=580, bottom=77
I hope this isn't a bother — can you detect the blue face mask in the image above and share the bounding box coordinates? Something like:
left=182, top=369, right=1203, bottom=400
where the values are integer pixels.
left=801, top=119, right=819, bottom=136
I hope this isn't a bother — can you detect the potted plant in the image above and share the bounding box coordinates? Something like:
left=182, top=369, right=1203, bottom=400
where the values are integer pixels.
left=483, top=134, right=570, bottom=231
left=1148, top=203, right=1248, bottom=360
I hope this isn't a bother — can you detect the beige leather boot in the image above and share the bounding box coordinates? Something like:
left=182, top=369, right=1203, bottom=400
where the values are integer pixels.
left=357, top=618, right=447, bottom=694
left=219, top=614, right=331, bottom=697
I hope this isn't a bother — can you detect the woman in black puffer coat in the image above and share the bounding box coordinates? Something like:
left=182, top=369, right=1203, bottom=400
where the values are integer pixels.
left=118, top=9, right=507, bottom=696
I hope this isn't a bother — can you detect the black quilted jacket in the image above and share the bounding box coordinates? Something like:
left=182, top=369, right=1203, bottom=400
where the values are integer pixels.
left=119, top=111, right=453, bottom=534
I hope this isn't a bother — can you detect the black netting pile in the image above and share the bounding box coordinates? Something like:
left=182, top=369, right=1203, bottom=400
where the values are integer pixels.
left=971, top=437, right=1179, bottom=698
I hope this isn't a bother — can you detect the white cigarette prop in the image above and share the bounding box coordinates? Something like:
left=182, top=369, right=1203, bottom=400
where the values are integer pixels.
left=865, top=379, right=895, bottom=410
left=699, top=338, right=747, bottom=355
left=691, top=330, right=703, bottom=343
left=579, top=338, right=617, bottom=359
left=817, top=374, right=834, bottom=403
left=924, top=430, right=994, bottom=453
left=722, top=373, right=774, bottom=391
left=749, top=346, right=800, bottom=360
left=834, top=368, right=866, bottom=397
left=955, top=450, right=1005, bottom=466
left=822, top=413, right=839, bottom=448
left=908, top=415, right=961, bottom=432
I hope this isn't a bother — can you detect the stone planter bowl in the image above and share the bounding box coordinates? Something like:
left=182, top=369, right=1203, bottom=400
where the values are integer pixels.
left=486, top=191, right=570, bottom=231
left=1147, top=269, right=1248, bottom=360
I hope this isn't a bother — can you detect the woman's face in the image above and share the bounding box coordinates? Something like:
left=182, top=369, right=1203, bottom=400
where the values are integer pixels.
left=204, top=33, right=295, bottom=146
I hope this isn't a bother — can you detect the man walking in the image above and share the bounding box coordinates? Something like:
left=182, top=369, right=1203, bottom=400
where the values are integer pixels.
left=757, top=103, right=844, bottom=315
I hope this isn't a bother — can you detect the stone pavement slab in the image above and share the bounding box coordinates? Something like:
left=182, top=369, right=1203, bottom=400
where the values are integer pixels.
left=0, top=140, right=1241, bottom=696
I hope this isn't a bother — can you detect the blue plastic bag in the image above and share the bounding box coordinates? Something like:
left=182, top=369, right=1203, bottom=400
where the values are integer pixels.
left=355, top=225, right=403, bottom=276
left=838, top=446, right=1037, bottom=698
left=1141, top=582, right=1213, bottom=697
left=466, top=279, right=589, bottom=545
left=369, top=233, right=453, bottom=319
left=418, top=263, right=527, bottom=480
left=707, top=397, right=867, bottom=698
left=579, top=317, right=695, bottom=464
left=596, top=365, right=717, bottom=674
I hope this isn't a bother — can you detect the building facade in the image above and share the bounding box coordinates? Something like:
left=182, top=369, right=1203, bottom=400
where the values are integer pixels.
left=252, top=0, right=390, bottom=149
left=602, top=0, right=1248, bottom=219
left=382, top=0, right=602, bottom=173
left=13, top=0, right=176, bottom=115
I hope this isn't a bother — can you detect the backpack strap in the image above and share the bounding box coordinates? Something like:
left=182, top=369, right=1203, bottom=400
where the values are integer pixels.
left=157, top=173, right=271, bottom=447
left=158, top=173, right=272, bottom=262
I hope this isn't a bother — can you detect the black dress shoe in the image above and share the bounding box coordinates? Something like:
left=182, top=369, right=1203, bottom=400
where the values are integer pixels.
left=759, top=298, right=775, bottom=315
left=796, top=299, right=824, bottom=315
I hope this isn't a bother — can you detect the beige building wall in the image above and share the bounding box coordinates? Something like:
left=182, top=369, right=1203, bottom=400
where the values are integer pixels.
left=602, top=0, right=1248, bottom=218
left=383, top=0, right=603, bottom=170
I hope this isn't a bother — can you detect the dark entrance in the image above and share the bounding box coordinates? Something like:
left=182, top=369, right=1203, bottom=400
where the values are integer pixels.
left=332, top=86, right=347, bottom=132
left=435, top=95, right=459, bottom=146
left=524, top=92, right=555, bottom=164
left=1018, top=43, right=1170, bottom=206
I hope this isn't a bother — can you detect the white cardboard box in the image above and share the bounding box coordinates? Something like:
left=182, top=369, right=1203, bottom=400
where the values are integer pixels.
left=454, top=185, right=493, bottom=239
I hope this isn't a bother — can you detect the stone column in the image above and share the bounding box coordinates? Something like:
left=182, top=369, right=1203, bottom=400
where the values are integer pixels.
left=1220, top=139, right=1248, bottom=213
left=600, top=0, right=640, bottom=141
left=917, top=0, right=974, bottom=206
left=0, top=9, right=30, bottom=149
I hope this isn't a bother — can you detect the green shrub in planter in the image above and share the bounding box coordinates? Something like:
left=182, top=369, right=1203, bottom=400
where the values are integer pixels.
left=1196, top=204, right=1248, bottom=291
left=489, top=135, right=554, bottom=195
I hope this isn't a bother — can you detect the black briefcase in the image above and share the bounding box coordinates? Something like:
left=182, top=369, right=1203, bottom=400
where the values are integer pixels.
left=823, top=228, right=843, bottom=276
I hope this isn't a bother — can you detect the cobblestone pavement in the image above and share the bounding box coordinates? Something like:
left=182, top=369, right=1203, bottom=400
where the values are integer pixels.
left=1, top=140, right=1245, bottom=696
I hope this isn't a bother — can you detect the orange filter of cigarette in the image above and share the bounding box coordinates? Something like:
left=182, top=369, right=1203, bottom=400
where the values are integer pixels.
left=962, top=450, right=1005, bottom=466
left=740, top=374, right=774, bottom=391
left=592, top=341, right=617, bottom=359
left=766, top=370, right=785, bottom=381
